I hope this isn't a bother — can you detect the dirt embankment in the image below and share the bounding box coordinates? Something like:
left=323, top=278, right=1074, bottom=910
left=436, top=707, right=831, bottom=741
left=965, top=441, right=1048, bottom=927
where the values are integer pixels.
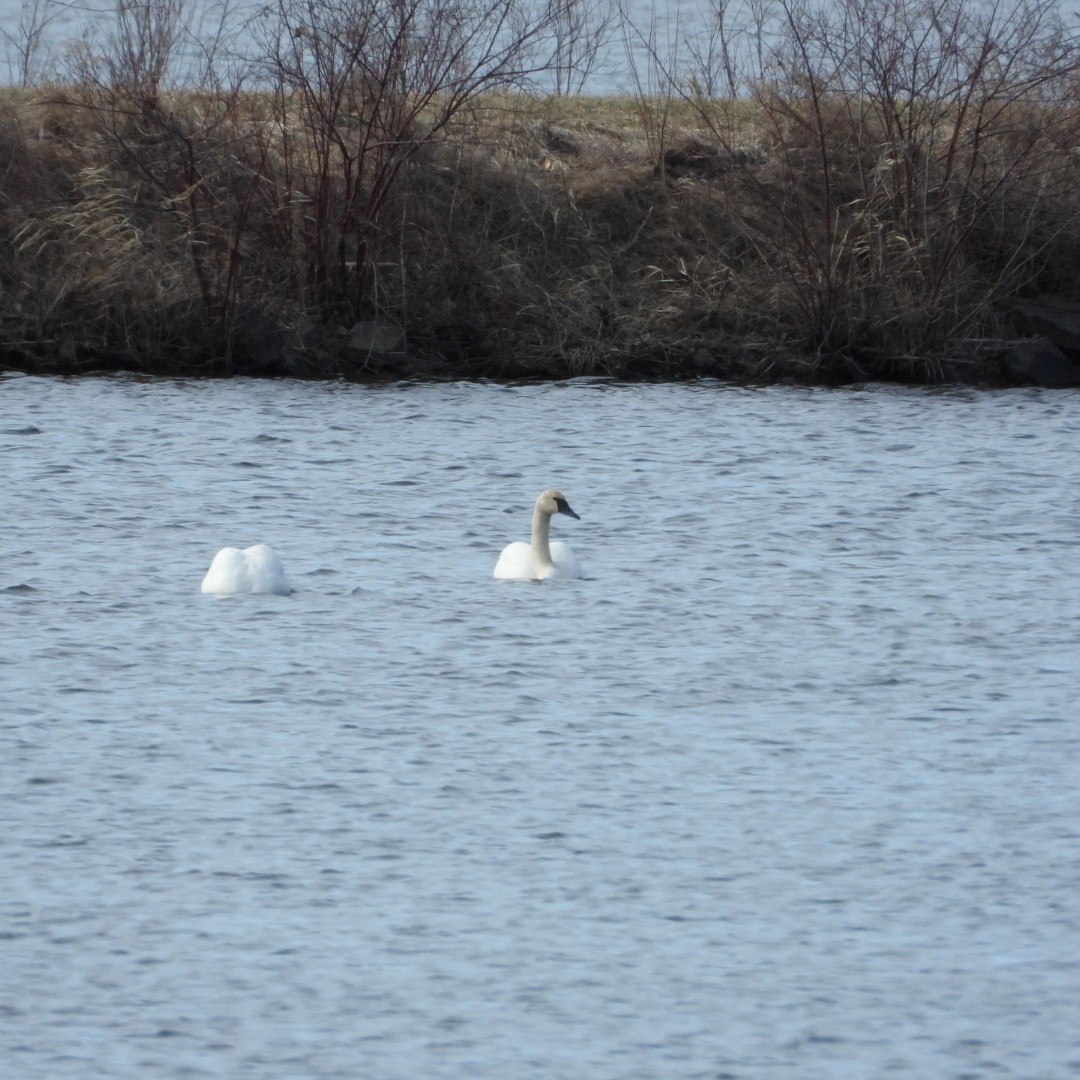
left=4, top=89, right=1080, bottom=388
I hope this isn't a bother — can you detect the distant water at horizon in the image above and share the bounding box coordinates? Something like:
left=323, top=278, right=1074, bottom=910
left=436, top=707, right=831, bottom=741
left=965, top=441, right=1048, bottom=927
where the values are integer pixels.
left=0, top=0, right=699, bottom=93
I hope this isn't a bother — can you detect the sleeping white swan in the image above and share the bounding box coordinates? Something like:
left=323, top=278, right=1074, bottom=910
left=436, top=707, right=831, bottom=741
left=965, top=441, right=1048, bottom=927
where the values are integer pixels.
left=494, top=489, right=584, bottom=581
left=200, top=544, right=291, bottom=595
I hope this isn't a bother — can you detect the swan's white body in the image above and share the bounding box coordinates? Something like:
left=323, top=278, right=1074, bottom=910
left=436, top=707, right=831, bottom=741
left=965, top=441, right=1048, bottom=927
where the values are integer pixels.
left=494, top=490, right=584, bottom=581
left=200, top=544, right=291, bottom=595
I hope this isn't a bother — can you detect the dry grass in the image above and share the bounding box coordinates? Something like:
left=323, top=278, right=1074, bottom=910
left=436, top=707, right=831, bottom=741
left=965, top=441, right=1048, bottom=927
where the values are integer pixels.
left=3, top=76, right=1080, bottom=381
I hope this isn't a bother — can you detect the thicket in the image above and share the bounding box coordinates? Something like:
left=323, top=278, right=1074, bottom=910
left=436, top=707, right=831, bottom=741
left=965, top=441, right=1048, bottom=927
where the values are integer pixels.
left=2, top=0, right=1080, bottom=382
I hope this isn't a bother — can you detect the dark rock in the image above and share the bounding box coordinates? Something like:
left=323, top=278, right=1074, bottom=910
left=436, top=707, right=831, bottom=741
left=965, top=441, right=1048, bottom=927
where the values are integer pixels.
left=530, top=122, right=581, bottom=156
left=402, top=354, right=447, bottom=377
left=341, top=321, right=406, bottom=366
left=73, top=346, right=143, bottom=374
left=294, top=319, right=330, bottom=349
left=661, top=141, right=720, bottom=179
left=0, top=345, right=42, bottom=372
left=660, top=139, right=766, bottom=180
left=937, top=361, right=973, bottom=385
left=232, top=308, right=291, bottom=375
left=614, top=353, right=670, bottom=380
left=1001, top=338, right=1080, bottom=387
left=729, top=146, right=767, bottom=166
left=426, top=320, right=490, bottom=368
left=843, top=356, right=870, bottom=383
left=229, top=311, right=344, bottom=378
left=279, top=338, right=319, bottom=378
left=502, top=355, right=560, bottom=379
left=337, top=321, right=411, bottom=379
left=1008, top=299, right=1080, bottom=355
left=14, top=340, right=144, bottom=376
left=371, top=351, right=409, bottom=376
left=302, top=347, right=344, bottom=376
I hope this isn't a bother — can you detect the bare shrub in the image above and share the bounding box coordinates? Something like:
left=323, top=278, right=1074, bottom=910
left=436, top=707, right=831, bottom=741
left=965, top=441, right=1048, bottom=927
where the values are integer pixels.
left=59, top=7, right=256, bottom=356
left=548, top=0, right=616, bottom=96
left=18, top=0, right=570, bottom=366
left=248, top=0, right=565, bottom=319
left=617, top=0, right=681, bottom=174
left=658, top=0, right=1080, bottom=372
left=2, top=0, right=62, bottom=87
left=67, top=0, right=190, bottom=103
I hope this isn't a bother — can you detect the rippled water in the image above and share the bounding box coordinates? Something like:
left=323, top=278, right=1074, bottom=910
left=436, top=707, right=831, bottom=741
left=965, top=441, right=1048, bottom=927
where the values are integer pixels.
left=2, top=374, right=1079, bottom=1080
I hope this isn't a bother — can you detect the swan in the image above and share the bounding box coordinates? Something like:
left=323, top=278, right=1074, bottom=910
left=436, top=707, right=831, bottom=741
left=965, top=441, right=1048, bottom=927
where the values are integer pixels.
left=494, top=489, right=584, bottom=580
left=200, top=544, right=291, bottom=595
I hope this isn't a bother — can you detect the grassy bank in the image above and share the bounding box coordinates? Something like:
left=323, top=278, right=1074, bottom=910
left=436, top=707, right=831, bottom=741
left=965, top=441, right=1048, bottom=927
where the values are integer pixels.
left=3, top=0, right=1080, bottom=385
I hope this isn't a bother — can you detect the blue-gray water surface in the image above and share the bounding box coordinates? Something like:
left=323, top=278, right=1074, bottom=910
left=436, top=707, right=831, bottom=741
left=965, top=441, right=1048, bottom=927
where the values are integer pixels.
left=2, top=374, right=1079, bottom=1080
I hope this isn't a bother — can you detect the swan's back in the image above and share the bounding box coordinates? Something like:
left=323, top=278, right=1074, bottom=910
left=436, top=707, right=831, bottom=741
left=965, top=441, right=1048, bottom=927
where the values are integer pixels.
left=493, top=540, right=584, bottom=581
left=201, top=544, right=291, bottom=595
left=494, top=541, right=534, bottom=580
left=549, top=541, right=584, bottom=579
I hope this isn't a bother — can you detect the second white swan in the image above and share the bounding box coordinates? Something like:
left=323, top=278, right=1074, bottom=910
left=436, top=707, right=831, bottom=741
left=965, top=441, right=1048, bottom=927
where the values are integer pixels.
left=494, top=489, right=584, bottom=580
left=201, top=544, right=291, bottom=595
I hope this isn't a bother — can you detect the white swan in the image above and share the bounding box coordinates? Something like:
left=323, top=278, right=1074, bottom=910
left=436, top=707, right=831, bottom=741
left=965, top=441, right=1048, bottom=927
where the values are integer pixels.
left=200, top=544, right=291, bottom=595
left=494, top=489, right=584, bottom=580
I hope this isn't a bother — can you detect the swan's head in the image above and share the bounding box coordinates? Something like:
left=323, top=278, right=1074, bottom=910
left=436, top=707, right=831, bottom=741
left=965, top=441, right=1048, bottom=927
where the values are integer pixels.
left=536, top=489, right=580, bottom=519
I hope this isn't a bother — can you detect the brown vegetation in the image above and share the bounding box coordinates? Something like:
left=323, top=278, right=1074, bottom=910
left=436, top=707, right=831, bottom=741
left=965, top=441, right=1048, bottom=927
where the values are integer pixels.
left=3, top=0, right=1080, bottom=384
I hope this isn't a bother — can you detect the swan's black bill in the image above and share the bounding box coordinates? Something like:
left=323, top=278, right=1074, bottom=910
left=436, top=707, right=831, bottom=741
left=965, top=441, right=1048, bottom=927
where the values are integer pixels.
left=556, top=497, right=580, bottom=519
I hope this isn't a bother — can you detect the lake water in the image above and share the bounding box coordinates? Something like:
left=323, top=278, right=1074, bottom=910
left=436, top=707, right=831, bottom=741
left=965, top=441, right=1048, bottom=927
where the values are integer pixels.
left=2, top=373, right=1079, bottom=1080
left=0, top=0, right=690, bottom=91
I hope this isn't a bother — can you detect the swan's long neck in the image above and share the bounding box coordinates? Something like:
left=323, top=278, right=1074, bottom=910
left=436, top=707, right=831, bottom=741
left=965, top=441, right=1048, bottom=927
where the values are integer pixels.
left=530, top=503, right=554, bottom=574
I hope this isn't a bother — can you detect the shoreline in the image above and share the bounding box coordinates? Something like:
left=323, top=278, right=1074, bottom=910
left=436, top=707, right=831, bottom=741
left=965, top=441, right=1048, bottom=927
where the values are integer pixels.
left=0, top=342, right=1054, bottom=388
left=4, top=78, right=1080, bottom=390
left=3, top=315, right=1077, bottom=388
